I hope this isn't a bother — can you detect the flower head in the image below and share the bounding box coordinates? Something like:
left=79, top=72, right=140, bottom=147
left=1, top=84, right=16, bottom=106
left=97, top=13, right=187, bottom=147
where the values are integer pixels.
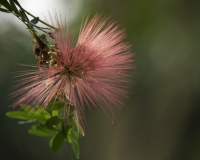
left=11, top=14, right=134, bottom=125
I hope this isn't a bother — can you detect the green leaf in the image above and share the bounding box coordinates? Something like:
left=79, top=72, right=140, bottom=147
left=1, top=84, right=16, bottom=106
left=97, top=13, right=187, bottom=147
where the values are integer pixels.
left=6, top=111, right=35, bottom=120
left=28, top=125, right=58, bottom=137
left=58, top=106, right=74, bottom=119
left=52, top=110, right=58, bottom=117
left=64, top=125, right=71, bottom=136
left=20, top=104, right=37, bottom=115
left=67, top=129, right=78, bottom=143
left=37, top=106, right=51, bottom=120
left=58, top=106, right=68, bottom=119
left=0, top=7, right=11, bottom=13
left=71, top=140, right=80, bottom=159
left=20, top=104, right=51, bottom=125
left=30, top=17, right=39, bottom=24
left=0, top=0, right=12, bottom=10
left=9, top=0, right=18, bottom=14
left=46, top=102, right=64, bottom=111
left=78, top=125, right=85, bottom=137
left=45, top=116, right=62, bottom=127
left=0, top=3, right=2, bottom=7
left=49, top=135, right=55, bottom=148
left=51, top=128, right=66, bottom=153
left=67, top=128, right=80, bottom=159
left=19, top=9, right=26, bottom=19
left=69, top=114, right=85, bottom=136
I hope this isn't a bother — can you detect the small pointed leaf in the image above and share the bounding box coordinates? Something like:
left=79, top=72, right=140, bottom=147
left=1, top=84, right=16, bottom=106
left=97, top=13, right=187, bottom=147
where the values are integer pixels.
left=6, top=111, right=35, bottom=120
left=28, top=125, right=58, bottom=137
left=67, top=129, right=78, bottom=143
left=30, top=17, right=39, bottom=24
left=45, top=116, right=62, bottom=127
left=69, top=114, right=85, bottom=136
left=58, top=106, right=67, bottom=119
left=51, top=128, right=66, bottom=153
left=71, top=140, right=80, bottom=159
left=67, top=128, right=80, bottom=159
left=58, top=106, right=73, bottom=119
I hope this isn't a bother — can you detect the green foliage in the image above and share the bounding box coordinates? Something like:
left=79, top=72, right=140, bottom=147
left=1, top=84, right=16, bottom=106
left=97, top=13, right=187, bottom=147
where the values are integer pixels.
left=0, top=7, right=10, bottom=13
left=0, top=0, right=57, bottom=35
left=52, top=128, right=66, bottom=151
left=67, top=128, right=80, bottom=159
left=30, top=17, right=39, bottom=24
left=20, top=104, right=51, bottom=125
left=71, top=139, right=80, bottom=159
left=0, top=0, right=12, bottom=11
left=45, top=116, right=62, bottom=127
left=9, top=0, right=18, bottom=14
left=28, top=125, right=58, bottom=137
left=6, top=103, right=83, bottom=159
left=58, top=106, right=74, bottom=119
left=6, top=111, right=35, bottom=120
left=69, top=114, right=85, bottom=137
left=45, top=102, right=64, bottom=111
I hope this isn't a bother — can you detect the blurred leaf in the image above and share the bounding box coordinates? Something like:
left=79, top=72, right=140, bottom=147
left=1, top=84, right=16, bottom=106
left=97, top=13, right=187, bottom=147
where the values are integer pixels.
left=64, top=125, right=71, bottom=136
left=69, top=114, right=85, bottom=136
left=58, top=106, right=73, bottom=119
left=67, top=127, right=80, bottom=159
left=52, top=110, right=58, bottom=117
left=69, top=115, right=78, bottom=130
left=0, top=0, right=12, bottom=10
left=20, top=104, right=51, bottom=125
left=6, top=111, right=35, bottom=120
left=50, top=111, right=60, bottom=129
left=36, top=106, right=51, bottom=120
left=58, top=106, right=68, bottom=119
left=0, top=7, right=11, bottom=13
left=78, top=125, right=85, bottom=137
left=0, top=3, right=2, bottom=7
left=67, top=128, right=78, bottom=143
left=46, top=102, right=64, bottom=111
left=19, top=9, right=26, bottom=20
left=30, top=17, right=39, bottom=24
left=45, top=116, right=62, bottom=127
left=71, top=140, right=80, bottom=159
left=49, top=135, right=55, bottom=148
left=20, top=104, right=37, bottom=115
left=51, top=128, right=66, bottom=153
left=9, top=0, right=18, bottom=14
left=28, top=125, right=58, bottom=137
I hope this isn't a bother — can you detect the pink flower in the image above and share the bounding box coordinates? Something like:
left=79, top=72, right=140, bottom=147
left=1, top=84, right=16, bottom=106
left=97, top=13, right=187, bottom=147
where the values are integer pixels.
left=10, top=14, right=134, bottom=124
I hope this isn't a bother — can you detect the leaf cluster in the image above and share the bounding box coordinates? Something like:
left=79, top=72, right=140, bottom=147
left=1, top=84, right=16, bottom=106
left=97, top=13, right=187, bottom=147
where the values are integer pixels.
left=0, top=0, right=56, bottom=33
left=6, top=104, right=84, bottom=159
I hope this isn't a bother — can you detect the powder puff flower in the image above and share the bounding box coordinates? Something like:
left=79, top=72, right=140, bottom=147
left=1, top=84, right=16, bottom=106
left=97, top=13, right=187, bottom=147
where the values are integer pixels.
left=10, top=14, right=134, bottom=124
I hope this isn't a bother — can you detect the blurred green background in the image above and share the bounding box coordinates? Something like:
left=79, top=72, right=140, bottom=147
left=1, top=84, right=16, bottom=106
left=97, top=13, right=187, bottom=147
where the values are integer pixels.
left=1, top=0, right=200, bottom=160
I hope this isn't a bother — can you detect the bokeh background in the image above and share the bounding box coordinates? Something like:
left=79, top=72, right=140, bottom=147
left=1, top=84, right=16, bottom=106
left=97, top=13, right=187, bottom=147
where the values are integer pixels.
left=1, top=0, right=200, bottom=160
